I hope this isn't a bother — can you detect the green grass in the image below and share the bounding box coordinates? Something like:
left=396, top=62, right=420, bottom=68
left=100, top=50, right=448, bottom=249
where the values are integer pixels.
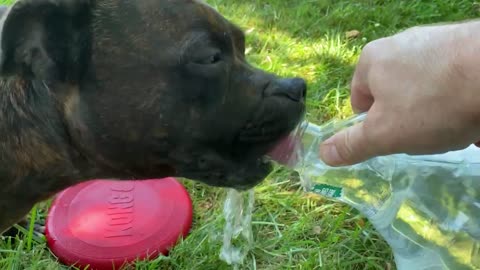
left=1, top=0, right=479, bottom=269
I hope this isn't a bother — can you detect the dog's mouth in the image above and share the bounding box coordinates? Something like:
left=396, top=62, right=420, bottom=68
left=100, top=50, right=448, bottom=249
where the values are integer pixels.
left=170, top=90, right=306, bottom=190
left=208, top=102, right=304, bottom=189
left=173, top=124, right=303, bottom=190
left=235, top=93, right=306, bottom=145
left=171, top=146, right=274, bottom=190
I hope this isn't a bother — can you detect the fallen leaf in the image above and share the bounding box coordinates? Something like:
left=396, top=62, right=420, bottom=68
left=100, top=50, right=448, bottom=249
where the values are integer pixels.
left=346, top=30, right=361, bottom=39
left=357, top=218, right=365, bottom=228
left=199, top=200, right=213, bottom=210
left=312, top=226, right=322, bottom=235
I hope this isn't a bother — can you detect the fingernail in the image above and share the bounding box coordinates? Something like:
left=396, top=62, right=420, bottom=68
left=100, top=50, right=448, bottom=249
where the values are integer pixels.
left=319, top=143, right=344, bottom=166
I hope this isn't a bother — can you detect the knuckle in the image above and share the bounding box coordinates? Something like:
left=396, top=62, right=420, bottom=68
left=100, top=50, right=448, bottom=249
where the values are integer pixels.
left=362, top=38, right=386, bottom=58
left=358, top=39, right=392, bottom=80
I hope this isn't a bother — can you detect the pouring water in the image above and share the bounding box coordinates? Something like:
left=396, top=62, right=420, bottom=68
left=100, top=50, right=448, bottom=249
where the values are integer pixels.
left=219, top=188, right=255, bottom=268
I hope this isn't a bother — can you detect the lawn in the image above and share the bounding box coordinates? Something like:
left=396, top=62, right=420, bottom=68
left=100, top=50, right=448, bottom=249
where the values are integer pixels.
left=0, top=0, right=479, bottom=269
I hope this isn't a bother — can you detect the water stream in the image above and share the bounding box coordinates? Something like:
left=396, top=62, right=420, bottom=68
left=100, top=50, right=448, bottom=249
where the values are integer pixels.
left=219, top=188, right=255, bottom=269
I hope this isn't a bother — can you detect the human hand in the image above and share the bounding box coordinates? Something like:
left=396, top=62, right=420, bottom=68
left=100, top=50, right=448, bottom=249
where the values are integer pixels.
left=319, top=21, right=480, bottom=166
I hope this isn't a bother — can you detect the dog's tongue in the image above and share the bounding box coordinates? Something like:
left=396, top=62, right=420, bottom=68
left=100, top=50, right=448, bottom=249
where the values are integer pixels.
left=267, top=133, right=302, bottom=168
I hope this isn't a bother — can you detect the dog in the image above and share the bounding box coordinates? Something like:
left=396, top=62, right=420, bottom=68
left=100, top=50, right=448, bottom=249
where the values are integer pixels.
left=0, top=0, right=306, bottom=234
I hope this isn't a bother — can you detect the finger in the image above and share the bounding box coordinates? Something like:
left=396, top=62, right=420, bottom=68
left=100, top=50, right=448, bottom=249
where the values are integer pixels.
left=350, top=83, right=374, bottom=114
left=318, top=121, right=375, bottom=166
left=350, top=50, right=374, bottom=113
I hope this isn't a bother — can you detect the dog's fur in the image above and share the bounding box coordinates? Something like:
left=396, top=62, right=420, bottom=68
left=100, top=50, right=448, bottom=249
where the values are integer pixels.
left=0, top=0, right=306, bottom=234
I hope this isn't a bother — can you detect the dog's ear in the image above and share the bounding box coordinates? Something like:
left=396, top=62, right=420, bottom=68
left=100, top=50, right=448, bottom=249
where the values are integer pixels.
left=0, top=0, right=93, bottom=82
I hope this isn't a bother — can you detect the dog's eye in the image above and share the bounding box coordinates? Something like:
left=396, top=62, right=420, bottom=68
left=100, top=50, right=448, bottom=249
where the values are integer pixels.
left=192, top=50, right=222, bottom=65
left=207, top=52, right=221, bottom=64
left=186, top=49, right=225, bottom=77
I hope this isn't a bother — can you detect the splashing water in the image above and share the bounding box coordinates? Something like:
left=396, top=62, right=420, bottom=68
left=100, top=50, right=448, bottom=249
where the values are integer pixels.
left=217, top=121, right=306, bottom=267
left=219, top=188, right=255, bottom=268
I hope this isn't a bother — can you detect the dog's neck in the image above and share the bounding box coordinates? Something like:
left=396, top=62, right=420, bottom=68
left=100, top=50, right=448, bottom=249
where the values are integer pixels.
left=0, top=77, right=85, bottom=195
left=0, top=76, right=88, bottom=232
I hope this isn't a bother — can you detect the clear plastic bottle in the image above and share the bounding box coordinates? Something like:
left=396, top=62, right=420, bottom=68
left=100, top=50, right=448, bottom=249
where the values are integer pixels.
left=269, top=113, right=480, bottom=270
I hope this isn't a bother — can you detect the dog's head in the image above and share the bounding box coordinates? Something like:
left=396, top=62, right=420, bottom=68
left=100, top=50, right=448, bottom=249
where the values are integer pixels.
left=0, top=0, right=306, bottom=190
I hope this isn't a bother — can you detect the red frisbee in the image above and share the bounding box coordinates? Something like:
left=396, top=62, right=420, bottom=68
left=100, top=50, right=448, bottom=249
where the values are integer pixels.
left=45, top=178, right=193, bottom=270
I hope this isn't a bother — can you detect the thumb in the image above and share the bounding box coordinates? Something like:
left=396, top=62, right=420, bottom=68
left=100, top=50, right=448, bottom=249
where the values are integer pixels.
left=319, top=122, right=374, bottom=166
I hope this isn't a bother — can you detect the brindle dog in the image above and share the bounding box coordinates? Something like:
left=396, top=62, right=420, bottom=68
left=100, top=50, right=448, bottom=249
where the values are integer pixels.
left=0, top=0, right=306, bottom=235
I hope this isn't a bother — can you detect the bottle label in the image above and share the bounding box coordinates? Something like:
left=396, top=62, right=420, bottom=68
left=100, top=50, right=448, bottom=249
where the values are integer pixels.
left=311, top=184, right=343, bottom=198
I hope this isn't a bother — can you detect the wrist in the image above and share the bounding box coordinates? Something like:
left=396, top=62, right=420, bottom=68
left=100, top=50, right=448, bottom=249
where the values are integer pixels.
left=449, top=20, right=480, bottom=127
left=449, top=20, right=480, bottom=75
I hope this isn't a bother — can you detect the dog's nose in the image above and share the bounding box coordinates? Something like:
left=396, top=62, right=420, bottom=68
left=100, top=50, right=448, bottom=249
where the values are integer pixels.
left=264, top=77, right=307, bottom=102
